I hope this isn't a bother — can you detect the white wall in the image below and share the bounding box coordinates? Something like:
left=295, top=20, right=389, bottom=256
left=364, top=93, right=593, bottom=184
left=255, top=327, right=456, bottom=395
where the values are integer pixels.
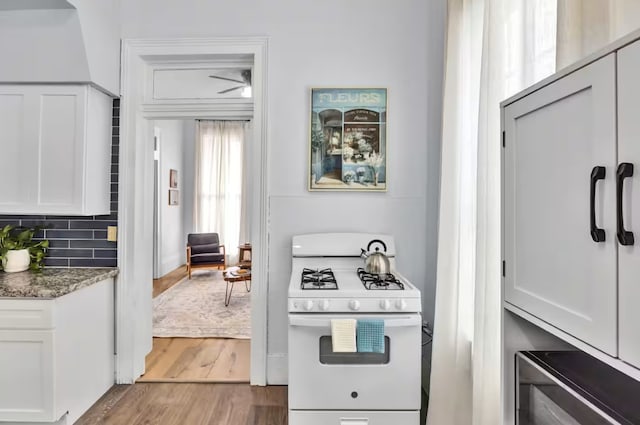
left=120, top=0, right=446, bottom=383
left=156, top=120, right=186, bottom=277
left=423, top=0, right=446, bottom=325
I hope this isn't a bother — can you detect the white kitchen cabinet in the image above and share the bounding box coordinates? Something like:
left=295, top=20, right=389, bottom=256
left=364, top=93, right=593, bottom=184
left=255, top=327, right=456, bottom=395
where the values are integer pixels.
left=617, top=39, right=640, bottom=370
left=503, top=53, right=618, bottom=355
left=0, top=330, right=55, bottom=422
left=0, top=278, right=114, bottom=424
left=0, top=84, right=112, bottom=215
left=501, top=31, right=640, bottom=425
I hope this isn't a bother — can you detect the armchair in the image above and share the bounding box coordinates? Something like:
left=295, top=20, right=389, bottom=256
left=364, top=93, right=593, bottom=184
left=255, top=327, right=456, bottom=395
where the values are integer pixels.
left=186, top=233, right=226, bottom=279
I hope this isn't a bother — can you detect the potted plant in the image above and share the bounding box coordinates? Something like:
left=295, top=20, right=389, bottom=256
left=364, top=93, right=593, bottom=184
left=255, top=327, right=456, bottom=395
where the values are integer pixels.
left=0, top=225, right=49, bottom=273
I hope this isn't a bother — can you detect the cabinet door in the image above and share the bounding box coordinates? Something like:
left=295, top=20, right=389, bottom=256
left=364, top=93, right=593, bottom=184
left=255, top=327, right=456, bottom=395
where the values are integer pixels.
left=0, top=87, right=37, bottom=208
left=35, top=85, right=86, bottom=213
left=617, top=40, right=640, bottom=369
left=0, top=85, right=88, bottom=214
left=0, top=330, right=55, bottom=422
left=503, top=54, right=617, bottom=355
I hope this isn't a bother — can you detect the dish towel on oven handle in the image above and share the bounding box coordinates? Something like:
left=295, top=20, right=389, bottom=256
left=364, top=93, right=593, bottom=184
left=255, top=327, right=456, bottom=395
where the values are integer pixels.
left=356, top=319, right=385, bottom=353
left=330, top=319, right=357, bottom=352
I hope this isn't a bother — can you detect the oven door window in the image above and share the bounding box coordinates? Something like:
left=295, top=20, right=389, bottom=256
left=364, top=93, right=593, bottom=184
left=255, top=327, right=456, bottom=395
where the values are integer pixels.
left=318, top=336, right=390, bottom=364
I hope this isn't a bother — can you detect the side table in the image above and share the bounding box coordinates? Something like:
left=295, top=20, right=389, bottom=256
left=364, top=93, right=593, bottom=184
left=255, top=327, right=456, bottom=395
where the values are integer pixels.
left=222, top=268, right=251, bottom=307
left=238, top=243, right=252, bottom=269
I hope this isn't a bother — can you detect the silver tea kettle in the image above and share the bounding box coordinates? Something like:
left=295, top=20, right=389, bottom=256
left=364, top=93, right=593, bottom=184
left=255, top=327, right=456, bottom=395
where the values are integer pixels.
left=360, top=239, right=391, bottom=275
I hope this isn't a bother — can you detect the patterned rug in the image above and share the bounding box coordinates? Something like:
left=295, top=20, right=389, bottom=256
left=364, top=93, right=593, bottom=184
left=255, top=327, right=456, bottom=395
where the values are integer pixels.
left=153, top=271, right=251, bottom=339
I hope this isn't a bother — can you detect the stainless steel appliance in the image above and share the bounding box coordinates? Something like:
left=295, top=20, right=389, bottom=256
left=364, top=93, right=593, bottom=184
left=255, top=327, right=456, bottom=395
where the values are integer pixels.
left=288, top=233, right=422, bottom=425
left=516, top=351, right=640, bottom=425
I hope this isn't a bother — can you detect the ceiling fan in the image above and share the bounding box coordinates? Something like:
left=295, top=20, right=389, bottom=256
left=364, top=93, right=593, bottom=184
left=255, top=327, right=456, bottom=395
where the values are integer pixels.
left=208, top=69, right=252, bottom=95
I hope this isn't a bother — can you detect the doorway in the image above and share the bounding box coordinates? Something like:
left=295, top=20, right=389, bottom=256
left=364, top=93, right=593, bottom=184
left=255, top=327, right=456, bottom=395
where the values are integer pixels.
left=117, top=38, right=268, bottom=385
left=142, top=118, right=252, bottom=383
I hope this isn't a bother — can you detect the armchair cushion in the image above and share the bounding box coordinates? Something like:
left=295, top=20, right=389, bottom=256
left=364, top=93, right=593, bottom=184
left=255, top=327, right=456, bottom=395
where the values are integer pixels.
left=191, top=243, right=220, bottom=255
left=188, top=233, right=220, bottom=246
left=190, top=253, right=225, bottom=264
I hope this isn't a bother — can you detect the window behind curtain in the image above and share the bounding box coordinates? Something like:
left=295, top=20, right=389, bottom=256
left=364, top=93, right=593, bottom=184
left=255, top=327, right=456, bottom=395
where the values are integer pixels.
left=194, top=120, right=248, bottom=264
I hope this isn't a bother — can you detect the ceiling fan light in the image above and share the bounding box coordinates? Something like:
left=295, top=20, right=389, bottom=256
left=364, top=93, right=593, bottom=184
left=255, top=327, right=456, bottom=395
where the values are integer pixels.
left=241, top=86, right=252, bottom=98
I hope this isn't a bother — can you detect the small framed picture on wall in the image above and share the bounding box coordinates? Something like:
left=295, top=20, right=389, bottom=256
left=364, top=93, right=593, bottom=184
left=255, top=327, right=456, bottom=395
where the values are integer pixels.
left=168, top=189, right=179, bottom=205
left=169, top=169, right=178, bottom=188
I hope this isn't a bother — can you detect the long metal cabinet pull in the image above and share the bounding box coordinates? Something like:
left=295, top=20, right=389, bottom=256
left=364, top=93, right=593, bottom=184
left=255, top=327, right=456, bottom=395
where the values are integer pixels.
left=590, top=166, right=606, bottom=242
left=616, top=162, right=634, bottom=246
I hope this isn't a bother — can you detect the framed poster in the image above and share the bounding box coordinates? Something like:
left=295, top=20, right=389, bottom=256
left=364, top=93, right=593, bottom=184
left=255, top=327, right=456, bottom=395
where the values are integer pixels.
left=309, top=88, right=387, bottom=191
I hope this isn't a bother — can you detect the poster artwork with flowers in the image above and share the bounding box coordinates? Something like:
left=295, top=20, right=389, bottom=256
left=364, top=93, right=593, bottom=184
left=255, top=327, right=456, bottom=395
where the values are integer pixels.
left=309, top=88, right=387, bottom=191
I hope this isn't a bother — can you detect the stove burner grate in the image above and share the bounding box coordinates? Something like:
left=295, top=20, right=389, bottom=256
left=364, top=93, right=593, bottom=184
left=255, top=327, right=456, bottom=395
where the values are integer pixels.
left=301, top=268, right=338, bottom=290
left=357, top=268, right=405, bottom=290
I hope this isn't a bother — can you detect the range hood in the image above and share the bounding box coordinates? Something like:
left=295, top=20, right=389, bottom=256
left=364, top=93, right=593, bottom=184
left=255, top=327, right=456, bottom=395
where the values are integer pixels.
left=0, top=0, right=74, bottom=10
left=0, top=0, right=119, bottom=96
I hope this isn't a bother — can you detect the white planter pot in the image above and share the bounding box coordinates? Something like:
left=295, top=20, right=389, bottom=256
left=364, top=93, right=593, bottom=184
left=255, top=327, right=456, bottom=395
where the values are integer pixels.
left=3, top=249, right=30, bottom=273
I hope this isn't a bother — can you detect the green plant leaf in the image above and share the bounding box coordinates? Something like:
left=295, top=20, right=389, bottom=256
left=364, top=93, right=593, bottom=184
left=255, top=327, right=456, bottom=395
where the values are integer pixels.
left=0, top=225, right=49, bottom=272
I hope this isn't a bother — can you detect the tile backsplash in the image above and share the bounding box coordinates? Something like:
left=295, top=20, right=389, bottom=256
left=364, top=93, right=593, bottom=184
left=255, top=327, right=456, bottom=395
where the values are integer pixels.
left=0, top=99, right=120, bottom=268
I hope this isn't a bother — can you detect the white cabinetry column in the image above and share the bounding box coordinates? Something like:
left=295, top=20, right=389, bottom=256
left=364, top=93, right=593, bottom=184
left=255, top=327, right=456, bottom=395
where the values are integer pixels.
left=616, top=39, right=640, bottom=369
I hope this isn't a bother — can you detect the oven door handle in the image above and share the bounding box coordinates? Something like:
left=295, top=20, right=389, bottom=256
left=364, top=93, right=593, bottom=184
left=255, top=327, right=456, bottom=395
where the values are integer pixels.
left=288, top=315, right=421, bottom=328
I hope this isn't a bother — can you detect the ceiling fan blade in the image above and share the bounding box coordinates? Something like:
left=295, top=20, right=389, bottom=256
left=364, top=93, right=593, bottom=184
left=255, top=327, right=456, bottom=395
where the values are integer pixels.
left=209, top=75, right=246, bottom=84
left=218, top=85, right=245, bottom=94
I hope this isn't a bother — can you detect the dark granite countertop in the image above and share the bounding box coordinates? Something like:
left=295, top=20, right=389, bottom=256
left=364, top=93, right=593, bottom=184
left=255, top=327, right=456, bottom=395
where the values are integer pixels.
left=0, top=268, right=118, bottom=299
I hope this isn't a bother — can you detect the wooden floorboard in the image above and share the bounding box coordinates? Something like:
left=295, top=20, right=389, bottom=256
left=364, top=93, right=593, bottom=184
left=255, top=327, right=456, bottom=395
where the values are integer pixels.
left=149, top=266, right=250, bottom=383
left=246, top=405, right=289, bottom=425
left=75, top=384, right=288, bottom=425
left=139, top=337, right=251, bottom=383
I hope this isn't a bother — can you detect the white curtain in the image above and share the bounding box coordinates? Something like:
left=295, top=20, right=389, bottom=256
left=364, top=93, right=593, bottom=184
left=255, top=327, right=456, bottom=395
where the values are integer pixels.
left=557, top=0, right=640, bottom=68
left=427, top=1, right=557, bottom=424
left=194, top=120, right=249, bottom=264
left=428, top=1, right=640, bottom=424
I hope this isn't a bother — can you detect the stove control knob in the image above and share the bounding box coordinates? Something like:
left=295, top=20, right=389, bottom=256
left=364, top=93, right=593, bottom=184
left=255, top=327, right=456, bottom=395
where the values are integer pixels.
left=380, top=299, right=391, bottom=310
left=319, top=300, right=330, bottom=311
left=349, top=300, right=361, bottom=311
left=303, top=300, right=314, bottom=311
left=396, top=299, right=408, bottom=311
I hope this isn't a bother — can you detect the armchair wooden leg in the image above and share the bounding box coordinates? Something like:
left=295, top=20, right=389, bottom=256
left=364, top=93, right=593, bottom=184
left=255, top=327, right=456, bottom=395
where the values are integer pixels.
left=186, top=246, right=192, bottom=279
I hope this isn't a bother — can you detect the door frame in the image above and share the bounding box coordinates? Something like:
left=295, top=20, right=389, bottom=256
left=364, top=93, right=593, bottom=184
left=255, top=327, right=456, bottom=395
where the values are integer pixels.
left=152, top=126, right=161, bottom=279
left=117, top=37, right=269, bottom=385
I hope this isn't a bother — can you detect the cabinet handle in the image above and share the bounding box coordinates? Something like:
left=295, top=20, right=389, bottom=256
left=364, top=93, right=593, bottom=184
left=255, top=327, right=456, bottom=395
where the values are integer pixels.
left=590, top=166, right=606, bottom=242
left=616, top=162, right=634, bottom=246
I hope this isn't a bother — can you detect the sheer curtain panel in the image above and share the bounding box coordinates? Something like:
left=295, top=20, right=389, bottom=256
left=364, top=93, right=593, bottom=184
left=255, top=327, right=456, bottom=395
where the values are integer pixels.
left=428, top=1, right=640, bottom=424
left=557, top=0, right=640, bottom=69
left=194, top=120, right=249, bottom=265
left=427, top=1, right=556, bottom=424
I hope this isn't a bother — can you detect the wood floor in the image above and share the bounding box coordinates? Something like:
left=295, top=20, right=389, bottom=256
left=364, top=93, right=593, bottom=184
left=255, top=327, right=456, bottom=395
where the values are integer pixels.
left=149, top=265, right=250, bottom=383
left=153, top=265, right=188, bottom=297
left=138, top=337, right=250, bottom=382
left=75, top=383, right=287, bottom=425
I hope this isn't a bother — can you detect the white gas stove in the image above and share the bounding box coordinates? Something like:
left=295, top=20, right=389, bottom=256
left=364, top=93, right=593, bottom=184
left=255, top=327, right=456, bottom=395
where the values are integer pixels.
left=287, top=233, right=422, bottom=425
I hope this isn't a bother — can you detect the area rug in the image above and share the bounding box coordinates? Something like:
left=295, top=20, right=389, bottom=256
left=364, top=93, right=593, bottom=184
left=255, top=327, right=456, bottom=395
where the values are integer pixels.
left=153, top=272, right=251, bottom=339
